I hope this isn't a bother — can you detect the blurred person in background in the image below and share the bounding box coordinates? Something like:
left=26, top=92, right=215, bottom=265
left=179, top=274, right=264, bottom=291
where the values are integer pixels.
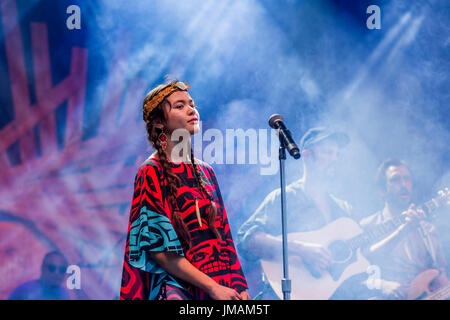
left=8, top=251, right=71, bottom=300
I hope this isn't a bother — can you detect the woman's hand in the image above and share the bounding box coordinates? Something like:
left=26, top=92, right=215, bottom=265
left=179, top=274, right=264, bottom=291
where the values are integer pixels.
left=150, top=251, right=248, bottom=300
left=208, top=283, right=242, bottom=300
left=239, top=290, right=251, bottom=300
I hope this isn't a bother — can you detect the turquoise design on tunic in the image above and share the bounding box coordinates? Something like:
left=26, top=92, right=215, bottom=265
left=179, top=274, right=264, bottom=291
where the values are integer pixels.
left=128, top=206, right=185, bottom=298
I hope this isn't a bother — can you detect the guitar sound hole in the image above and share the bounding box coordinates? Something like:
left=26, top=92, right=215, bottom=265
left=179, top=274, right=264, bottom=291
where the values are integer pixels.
left=328, top=240, right=352, bottom=263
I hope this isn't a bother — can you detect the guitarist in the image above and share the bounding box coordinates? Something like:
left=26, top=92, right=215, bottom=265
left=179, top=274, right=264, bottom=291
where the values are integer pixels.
left=358, top=158, right=449, bottom=299
left=237, top=127, right=353, bottom=299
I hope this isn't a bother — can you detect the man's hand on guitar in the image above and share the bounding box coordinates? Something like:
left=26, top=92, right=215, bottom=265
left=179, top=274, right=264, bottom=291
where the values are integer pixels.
left=401, top=203, right=426, bottom=226
left=290, top=241, right=332, bottom=277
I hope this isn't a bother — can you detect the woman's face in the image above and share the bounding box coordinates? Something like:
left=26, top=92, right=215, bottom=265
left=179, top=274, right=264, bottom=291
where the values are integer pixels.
left=163, top=90, right=200, bottom=136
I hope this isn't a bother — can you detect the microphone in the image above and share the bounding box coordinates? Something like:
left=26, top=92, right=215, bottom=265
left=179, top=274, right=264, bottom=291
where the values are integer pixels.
left=269, top=114, right=301, bottom=159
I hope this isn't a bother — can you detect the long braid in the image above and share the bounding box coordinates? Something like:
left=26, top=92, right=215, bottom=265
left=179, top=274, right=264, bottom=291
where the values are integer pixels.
left=190, top=147, right=222, bottom=240
left=150, top=129, right=192, bottom=248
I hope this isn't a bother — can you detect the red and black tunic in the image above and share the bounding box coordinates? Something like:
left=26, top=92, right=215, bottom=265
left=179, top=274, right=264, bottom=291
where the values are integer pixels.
left=120, top=157, right=248, bottom=300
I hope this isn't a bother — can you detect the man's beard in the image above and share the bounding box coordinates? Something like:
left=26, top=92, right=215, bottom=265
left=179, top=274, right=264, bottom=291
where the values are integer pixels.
left=387, top=190, right=412, bottom=211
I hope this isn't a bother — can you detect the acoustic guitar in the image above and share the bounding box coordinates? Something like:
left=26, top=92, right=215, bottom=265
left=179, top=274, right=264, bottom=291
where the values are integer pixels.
left=260, top=188, right=449, bottom=300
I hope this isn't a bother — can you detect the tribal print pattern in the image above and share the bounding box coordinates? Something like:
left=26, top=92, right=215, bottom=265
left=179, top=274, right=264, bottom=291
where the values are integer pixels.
left=120, top=158, right=248, bottom=300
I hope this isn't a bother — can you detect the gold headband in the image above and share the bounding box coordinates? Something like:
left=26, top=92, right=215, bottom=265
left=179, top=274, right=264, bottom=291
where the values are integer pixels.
left=143, top=81, right=190, bottom=116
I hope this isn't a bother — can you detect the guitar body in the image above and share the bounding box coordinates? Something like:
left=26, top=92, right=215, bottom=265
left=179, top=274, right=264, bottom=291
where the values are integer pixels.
left=260, top=217, right=371, bottom=300
left=407, top=269, right=450, bottom=300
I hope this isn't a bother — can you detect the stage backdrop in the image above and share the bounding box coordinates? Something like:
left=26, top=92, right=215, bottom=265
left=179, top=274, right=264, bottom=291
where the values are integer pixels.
left=0, top=0, right=449, bottom=299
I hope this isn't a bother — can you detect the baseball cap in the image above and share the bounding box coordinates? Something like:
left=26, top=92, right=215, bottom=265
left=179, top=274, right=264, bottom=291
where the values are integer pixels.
left=300, top=127, right=350, bottom=150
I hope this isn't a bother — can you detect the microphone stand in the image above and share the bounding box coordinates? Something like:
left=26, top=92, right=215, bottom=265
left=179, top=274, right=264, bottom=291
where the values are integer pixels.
left=278, top=141, right=291, bottom=300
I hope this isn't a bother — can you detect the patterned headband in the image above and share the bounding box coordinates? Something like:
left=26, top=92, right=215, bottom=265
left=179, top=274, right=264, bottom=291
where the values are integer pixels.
left=143, top=81, right=190, bottom=116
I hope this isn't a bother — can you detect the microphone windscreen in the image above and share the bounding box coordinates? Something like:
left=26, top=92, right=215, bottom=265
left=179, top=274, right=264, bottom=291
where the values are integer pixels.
left=268, top=114, right=284, bottom=128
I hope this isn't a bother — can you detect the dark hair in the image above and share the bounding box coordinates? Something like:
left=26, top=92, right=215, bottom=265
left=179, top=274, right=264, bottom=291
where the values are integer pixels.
left=142, top=81, right=221, bottom=248
left=376, top=158, right=409, bottom=190
left=42, top=250, right=68, bottom=266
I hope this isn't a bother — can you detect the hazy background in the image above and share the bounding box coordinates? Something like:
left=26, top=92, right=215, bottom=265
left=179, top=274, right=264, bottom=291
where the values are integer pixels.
left=0, top=0, right=448, bottom=299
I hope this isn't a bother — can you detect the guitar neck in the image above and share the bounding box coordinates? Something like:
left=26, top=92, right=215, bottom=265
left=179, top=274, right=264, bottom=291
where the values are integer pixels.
left=347, top=215, right=405, bottom=251
left=347, top=198, right=441, bottom=251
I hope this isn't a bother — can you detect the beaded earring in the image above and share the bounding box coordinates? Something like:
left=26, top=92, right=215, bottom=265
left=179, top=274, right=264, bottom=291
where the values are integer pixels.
left=158, top=132, right=168, bottom=150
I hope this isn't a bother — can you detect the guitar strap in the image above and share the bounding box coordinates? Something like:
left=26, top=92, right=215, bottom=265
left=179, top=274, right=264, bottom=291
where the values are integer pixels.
left=418, top=222, right=438, bottom=268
